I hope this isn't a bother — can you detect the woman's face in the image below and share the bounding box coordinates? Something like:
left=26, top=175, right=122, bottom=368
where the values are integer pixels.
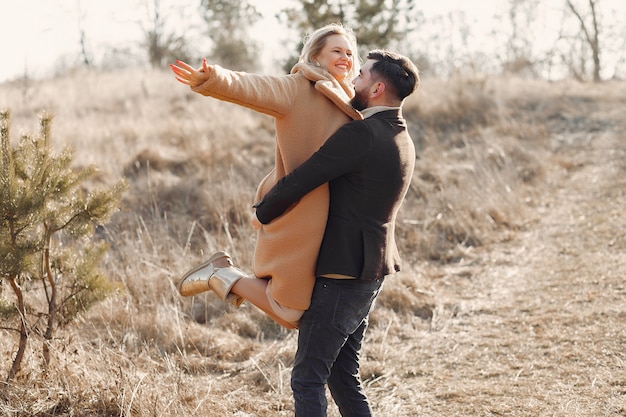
left=314, top=34, right=354, bottom=81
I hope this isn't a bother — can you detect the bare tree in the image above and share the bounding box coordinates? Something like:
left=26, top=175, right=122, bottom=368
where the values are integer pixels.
left=566, top=0, right=601, bottom=81
left=144, top=0, right=166, bottom=67
left=499, top=0, right=540, bottom=77
left=200, top=0, right=261, bottom=71
left=141, top=0, right=192, bottom=68
left=76, top=0, right=92, bottom=67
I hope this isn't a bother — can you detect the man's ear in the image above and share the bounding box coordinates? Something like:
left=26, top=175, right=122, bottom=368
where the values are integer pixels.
left=371, top=81, right=385, bottom=98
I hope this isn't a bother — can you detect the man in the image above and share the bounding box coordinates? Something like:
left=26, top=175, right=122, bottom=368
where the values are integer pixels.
left=253, top=50, right=419, bottom=417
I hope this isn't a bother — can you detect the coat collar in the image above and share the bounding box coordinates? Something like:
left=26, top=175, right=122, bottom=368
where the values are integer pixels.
left=291, top=62, right=363, bottom=121
left=364, top=108, right=406, bottom=128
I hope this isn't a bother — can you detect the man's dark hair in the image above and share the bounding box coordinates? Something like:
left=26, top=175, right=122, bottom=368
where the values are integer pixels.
left=367, top=50, right=419, bottom=100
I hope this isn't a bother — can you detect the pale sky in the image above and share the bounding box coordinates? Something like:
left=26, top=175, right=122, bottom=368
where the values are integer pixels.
left=0, top=0, right=623, bottom=83
left=0, top=0, right=502, bottom=82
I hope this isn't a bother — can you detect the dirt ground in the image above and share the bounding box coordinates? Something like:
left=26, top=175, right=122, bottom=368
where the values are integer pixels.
left=405, top=96, right=626, bottom=416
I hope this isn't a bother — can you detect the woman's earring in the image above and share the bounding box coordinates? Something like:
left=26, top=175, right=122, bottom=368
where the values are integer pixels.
left=315, top=61, right=321, bottom=67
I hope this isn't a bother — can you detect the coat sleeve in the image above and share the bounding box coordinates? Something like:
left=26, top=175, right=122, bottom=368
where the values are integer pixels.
left=191, top=65, right=297, bottom=118
left=254, top=121, right=370, bottom=223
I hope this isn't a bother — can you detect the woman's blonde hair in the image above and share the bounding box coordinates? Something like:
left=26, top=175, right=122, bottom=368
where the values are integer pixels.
left=299, top=23, right=360, bottom=81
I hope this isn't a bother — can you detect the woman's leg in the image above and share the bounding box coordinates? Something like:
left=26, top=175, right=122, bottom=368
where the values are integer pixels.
left=231, top=278, right=299, bottom=329
left=178, top=251, right=301, bottom=329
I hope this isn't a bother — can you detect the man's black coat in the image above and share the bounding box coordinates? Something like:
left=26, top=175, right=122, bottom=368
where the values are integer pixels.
left=255, top=109, right=416, bottom=280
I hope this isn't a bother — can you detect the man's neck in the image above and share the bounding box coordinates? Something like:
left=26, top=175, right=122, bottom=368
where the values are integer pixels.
left=361, top=105, right=400, bottom=119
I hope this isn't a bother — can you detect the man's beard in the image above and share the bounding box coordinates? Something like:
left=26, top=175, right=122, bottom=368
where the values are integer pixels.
left=350, top=90, right=368, bottom=111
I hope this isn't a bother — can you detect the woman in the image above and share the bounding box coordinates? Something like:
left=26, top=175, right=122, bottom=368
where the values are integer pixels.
left=170, top=24, right=362, bottom=329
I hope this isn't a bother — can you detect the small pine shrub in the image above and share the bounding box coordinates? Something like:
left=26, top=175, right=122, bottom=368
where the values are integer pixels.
left=0, top=109, right=127, bottom=386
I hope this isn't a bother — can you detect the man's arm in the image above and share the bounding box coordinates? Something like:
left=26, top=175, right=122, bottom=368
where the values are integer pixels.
left=254, top=121, right=370, bottom=224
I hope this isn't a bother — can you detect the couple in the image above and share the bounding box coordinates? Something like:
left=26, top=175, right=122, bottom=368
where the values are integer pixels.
left=170, top=23, right=419, bottom=417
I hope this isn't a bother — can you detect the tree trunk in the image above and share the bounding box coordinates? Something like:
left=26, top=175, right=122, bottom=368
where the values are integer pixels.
left=42, top=241, right=56, bottom=368
left=566, top=0, right=602, bottom=82
left=5, top=276, right=28, bottom=387
left=588, top=0, right=601, bottom=82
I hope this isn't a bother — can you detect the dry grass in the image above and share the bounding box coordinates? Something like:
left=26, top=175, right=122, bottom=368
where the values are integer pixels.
left=1, top=69, right=625, bottom=416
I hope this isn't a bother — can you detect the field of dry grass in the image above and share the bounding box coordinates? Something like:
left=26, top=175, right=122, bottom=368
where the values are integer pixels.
left=1, top=69, right=625, bottom=416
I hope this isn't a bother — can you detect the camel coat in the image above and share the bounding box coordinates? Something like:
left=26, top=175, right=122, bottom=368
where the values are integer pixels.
left=191, top=63, right=362, bottom=310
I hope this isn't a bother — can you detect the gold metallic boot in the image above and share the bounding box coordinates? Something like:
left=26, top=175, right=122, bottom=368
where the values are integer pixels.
left=178, top=251, right=245, bottom=306
left=208, top=266, right=247, bottom=307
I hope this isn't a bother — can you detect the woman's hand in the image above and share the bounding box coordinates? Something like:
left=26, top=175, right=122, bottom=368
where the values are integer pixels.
left=169, top=58, right=211, bottom=88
